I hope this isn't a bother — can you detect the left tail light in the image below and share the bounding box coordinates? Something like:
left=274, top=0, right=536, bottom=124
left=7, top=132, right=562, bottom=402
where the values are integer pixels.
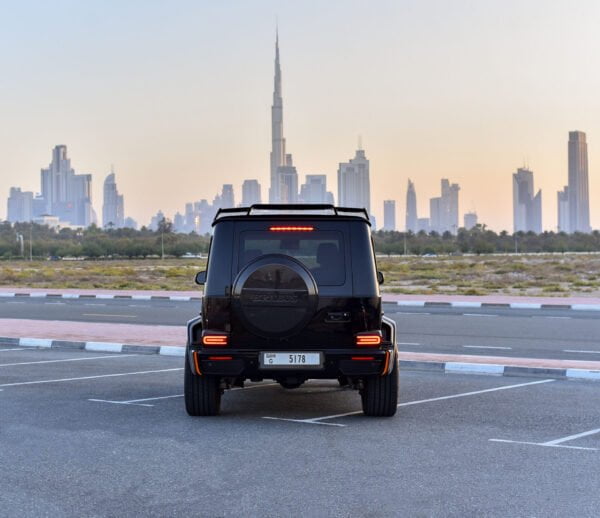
left=201, top=331, right=229, bottom=346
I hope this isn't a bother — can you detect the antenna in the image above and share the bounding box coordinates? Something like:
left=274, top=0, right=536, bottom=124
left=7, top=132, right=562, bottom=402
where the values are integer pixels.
left=358, top=135, right=363, bottom=150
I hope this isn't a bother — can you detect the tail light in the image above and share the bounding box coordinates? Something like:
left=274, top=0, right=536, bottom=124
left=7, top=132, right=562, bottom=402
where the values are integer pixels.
left=201, top=331, right=229, bottom=346
left=356, top=331, right=382, bottom=347
left=351, top=356, right=375, bottom=361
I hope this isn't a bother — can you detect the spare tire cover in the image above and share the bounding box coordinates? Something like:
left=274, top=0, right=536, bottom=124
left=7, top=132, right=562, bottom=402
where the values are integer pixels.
left=232, top=254, right=318, bottom=338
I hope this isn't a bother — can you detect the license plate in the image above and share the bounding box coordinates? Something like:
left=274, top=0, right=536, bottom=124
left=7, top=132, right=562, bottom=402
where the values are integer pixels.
left=260, top=352, right=322, bottom=369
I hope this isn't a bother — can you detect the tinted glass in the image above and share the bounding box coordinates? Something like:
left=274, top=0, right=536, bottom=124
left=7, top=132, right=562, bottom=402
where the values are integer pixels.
left=239, top=230, right=345, bottom=285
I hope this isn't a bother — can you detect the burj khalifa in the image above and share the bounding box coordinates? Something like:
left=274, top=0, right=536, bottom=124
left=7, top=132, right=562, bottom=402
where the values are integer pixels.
left=269, top=31, right=286, bottom=203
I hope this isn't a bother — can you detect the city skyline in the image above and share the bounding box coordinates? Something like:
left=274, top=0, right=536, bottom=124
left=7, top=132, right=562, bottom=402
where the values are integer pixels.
left=1, top=1, right=599, bottom=231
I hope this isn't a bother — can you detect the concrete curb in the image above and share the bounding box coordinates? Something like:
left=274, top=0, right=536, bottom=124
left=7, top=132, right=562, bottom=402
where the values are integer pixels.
left=395, top=300, right=600, bottom=311
left=0, top=336, right=185, bottom=357
left=399, top=359, right=600, bottom=380
left=2, top=336, right=599, bottom=381
left=0, top=292, right=201, bottom=302
left=3, top=291, right=600, bottom=310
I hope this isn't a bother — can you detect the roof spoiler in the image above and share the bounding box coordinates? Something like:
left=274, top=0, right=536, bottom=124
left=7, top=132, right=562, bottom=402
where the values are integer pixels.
left=213, top=204, right=370, bottom=225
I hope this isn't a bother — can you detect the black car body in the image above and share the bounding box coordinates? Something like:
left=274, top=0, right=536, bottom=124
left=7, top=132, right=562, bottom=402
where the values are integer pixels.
left=185, top=204, right=398, bottom=416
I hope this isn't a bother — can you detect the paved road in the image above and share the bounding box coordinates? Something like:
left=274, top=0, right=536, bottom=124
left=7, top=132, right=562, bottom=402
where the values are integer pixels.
left=1, top=346, right=599, bottom=517
left=2, top=298, right=600, bottom=361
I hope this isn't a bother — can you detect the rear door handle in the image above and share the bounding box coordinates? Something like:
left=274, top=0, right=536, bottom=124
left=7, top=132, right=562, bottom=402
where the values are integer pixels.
left=326, top=312, right=351, bottom=323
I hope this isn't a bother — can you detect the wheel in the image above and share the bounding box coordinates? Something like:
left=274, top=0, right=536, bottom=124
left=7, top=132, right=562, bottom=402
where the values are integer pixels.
left=337, top=375, right=349, bottom=387
left=184, top=351, right=222, bottom=416
left=360, top=354, right=398, bottom=417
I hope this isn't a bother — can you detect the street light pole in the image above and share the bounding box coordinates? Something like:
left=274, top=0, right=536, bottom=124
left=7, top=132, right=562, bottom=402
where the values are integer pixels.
left=16, top=233, right=24, bottom=257
left=29, top=225, right=33, bottom=261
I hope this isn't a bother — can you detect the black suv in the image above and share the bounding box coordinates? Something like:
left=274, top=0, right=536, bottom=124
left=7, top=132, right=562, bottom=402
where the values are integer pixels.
left=185, top=204, right=398, bottom=417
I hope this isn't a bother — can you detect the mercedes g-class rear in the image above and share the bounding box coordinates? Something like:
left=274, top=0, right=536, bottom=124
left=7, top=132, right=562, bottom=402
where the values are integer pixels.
left=185, top=205, right=398, bottom=417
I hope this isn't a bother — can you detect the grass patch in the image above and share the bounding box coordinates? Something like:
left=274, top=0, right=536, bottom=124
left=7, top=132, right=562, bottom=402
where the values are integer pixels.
left=2, top=253, right=600, bottom=297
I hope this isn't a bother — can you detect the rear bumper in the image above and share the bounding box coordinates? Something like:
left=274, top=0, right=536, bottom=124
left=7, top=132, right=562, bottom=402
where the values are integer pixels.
left=188, top=345, right=396, bottom=379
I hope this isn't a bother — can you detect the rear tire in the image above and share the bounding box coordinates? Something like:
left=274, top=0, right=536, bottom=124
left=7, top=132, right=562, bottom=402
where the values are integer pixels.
left=361, top=354, right=398, bottom=417
left=184, top=351, right=221, bottom=416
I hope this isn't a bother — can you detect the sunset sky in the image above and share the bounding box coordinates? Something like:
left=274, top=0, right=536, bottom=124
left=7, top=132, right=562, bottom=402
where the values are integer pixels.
left=1, top=0, right=600, bottom=231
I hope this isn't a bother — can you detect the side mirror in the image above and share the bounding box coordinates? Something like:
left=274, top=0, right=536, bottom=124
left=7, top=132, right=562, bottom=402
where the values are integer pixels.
left=195, top=271, right=207, bottom=285
left=377, top=271, right=384, bottom=285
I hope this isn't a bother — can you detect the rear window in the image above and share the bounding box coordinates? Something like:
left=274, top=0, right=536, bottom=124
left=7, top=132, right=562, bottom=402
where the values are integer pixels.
left=239, top=230, right=345, bottom=286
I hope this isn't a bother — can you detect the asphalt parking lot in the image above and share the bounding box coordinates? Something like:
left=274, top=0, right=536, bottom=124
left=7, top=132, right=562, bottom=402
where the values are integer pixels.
left=1, top=346, right=599, bottom=517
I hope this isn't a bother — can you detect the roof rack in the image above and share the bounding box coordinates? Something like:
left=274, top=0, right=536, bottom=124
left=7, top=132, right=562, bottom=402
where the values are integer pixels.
left=213, top=204, right=370, bottom=224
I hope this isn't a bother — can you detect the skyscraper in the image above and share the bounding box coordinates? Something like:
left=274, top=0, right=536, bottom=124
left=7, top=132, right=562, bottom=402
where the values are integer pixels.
left=441, top=179, right=460, bottom=234
left=405, top=180, right=417, bottom=232
left=299, top=174, right=334, bottom=204
left=242, top=180, right=262, bottom=206
left=567, top=131, right=591, bottom=232
left=337, top=148, right=370, bottom=214
left=7, top=187, right=33, bottom=223
left=429, top=197, right=441, bottom=233
left=383, top=200, right=396, bottom=231
left=429, top=179, right=460, bottom=234
left=269, top=31, right=288, bottom=203
left=173, top=212, right=185, bottom=233
left=557, top=186, right=569, bottom=233
left=275, top=154, right=298, bottom=203
left=40, top=145, right=93, bottom=227
left=220, top=184, right=235, bottom=208
left=512, top=167, right=542, bottom=233
left=102, top=172, right=125, bottom=228
left=463, top=212, right=478, bottom=230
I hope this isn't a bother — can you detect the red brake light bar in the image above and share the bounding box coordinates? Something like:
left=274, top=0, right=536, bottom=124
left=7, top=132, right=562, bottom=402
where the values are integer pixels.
left=356, top=332, right=383, bottom=347
left=269, top=226, right=314, bottom=232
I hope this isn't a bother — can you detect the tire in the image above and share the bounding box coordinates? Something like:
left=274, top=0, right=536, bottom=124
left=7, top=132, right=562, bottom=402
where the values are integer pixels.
left=361, top=355, right=398, bottom=417
left=184, top=351, right=222, bottom=416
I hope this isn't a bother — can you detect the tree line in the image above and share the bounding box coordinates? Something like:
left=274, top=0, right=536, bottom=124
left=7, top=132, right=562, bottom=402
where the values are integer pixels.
left=1, top=221, right=600, bottom=259
left=0, top=221, right=210, bottom=259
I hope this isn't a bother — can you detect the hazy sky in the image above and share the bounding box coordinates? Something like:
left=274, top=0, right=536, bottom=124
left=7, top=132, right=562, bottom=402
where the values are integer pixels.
left=1, top=0, right=600, bottom=231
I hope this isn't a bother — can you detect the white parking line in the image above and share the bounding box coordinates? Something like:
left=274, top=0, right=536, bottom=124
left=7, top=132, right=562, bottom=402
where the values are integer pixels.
left=6, top=301, right=25, bottom=304
left=0, top=368, right=182, bottom=387
left=84, top=303, right=106, bottom=306
left=89, top=382, right=278, bottom=407
left=0, top=354, right=137, bottom=367
left=463, top=313, right=498, bottom=317
left=463, top=345, right=512, bottom=350
left=44, top=302, right=65, bottom=305
left=398, top=342, right=421, bottom=346
left=563, top=349, right=600, bottom=355
left=89, top=395, right=181, bottom=407
left=82, top=313, right=137, bottom=318
left=545, top=316, right=572, bottom=320
left=263, top=379, right=554, bottom=426
left=543, top=427, right=600, bottom=446
left=490, top=427, right=600, bottom=452
left=489, top=439, right=597, bottom=451
left=0, top=348, right=30, bottom=352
